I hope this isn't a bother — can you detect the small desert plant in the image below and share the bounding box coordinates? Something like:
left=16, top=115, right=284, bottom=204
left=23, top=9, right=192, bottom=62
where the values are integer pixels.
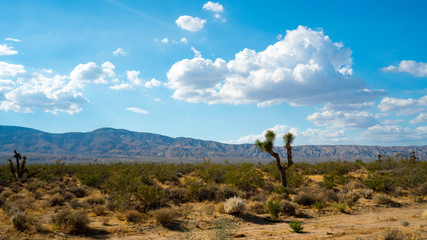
left=151, top=208, right=177, bottom=226
left=211, top=216, right=235, bottom=240
left=383, top=229, right=406, bottom=240
left=68, top=186, right=87, bottom=198
left=125, top=210, right=144, bottom=223
left=9, top=207, right=28, bottom=231
left=224, top=196, right=246, bottom=214
left=248, top=201, right=266, bottom=214
left=289, top=221, right=303, bottom=233
left=332, top=203, right=347, bottom=213
left=373, top=195, right=395, bottom=205
left=51, top=209, right=90, bottom=234
left=360, top=189, right=373, bottom=199
left=313, top=201, right=326, bottom=211
left=294, top=192, right=315, bottom=206
left=93, top=205, right=108, bottom=216
left=70, top=199, right=85, bottom=209
left=85, top=195, right=105, bottom=205
left=400, top=220, right=409, bottom=227
left=50, top=193, right=66, bottom=206
left=280, top=200, right=296, bottom=216
left=266, top=199, right=280, bottom=219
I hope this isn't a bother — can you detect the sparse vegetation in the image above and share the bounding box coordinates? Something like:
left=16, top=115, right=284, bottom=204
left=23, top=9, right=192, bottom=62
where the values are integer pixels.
left=289, top=220, right=304, bottom=233
left=224, top=196, right=246, bottom=214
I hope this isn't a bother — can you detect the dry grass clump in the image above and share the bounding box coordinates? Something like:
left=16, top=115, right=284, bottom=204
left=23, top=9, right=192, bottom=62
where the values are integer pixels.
left=93, top=205, right=108, bottom=216
left=151, top=208, right=177, bottom=226
left=360, top=188, right=373, bottom=199
left=125, top=210, right=145, bottom=223
left=248, top=201, right=266, bottom=214
left=294, top=193, right=315, bottom=206
left=51, top=209, right=90, bottom=234
left=383, top=229, right=407, bottom=240
left=224, top=197, right=246, bottom=214
left=85, top=195, right=105, bottom=205
left=280, top=200, right=297, bottom=216
left=373, top=195, right=395, bottom=205
left=9, top=207, right=29, bottom=231
left=68, top=186, right=87, bottom=198
left=50, top=193, right=66, bottom=206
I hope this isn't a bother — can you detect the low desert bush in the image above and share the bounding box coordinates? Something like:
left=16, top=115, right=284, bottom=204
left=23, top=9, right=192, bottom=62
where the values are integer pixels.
left=164, top=187, right=187, bottom=204
left=224, top=197, right=246, bottom=214
left=51, top=209, right=90, bottom=234
left=70, top=199, right=85, bottom=209
left=225, top=163, right=265, bottom=191
left=400, top=220, right=409, bottom=227
left=50, top=193, right=66, bottom=206
left=280, top=200, right=297, bottom=216
left=289, top=221, right=304, bottom=233
left=373, top=195, right=395, bottom=205
left=332, top=203, right=347, bottom=213
left=360, top=189, right=373, bottom=199
left=85, top=195, right=105, bottom=205
left=266, top=199, right=280, bottom=219
left=383, top=229, right=406, bottom=240
left=248, top=201, right=266, bottom=214
left=68, top=186, right=87, bottom=198
left=125, top=210, right=144, bottom=223
left=151, top=208, right=177, bottom=226
left=313, top=201, right=326, bottom=211
left=93, top=205, right=108, bottom=216
left=294, top=193, right=315, bottom=206
left=9, top=207, right=28, bottom=231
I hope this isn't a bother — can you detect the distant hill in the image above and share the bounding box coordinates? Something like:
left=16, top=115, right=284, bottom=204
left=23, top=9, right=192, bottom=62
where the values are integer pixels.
left=0, top=125, right=425, bottom=163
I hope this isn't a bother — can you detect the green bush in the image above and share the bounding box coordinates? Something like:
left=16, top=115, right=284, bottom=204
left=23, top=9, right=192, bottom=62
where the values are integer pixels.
left=266, top=199, right=280, bottom=219
left=289, top=221, right=303, bottom=233
left=225, top=163, right=265, bottom=191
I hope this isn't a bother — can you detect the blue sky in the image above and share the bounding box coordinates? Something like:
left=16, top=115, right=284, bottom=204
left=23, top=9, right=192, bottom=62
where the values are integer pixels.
left=0, top=0, right=426, bottom=146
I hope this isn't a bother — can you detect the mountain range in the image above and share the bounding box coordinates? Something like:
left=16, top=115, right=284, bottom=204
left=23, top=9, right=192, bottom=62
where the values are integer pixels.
left=0, top=125, right=425, bottom=163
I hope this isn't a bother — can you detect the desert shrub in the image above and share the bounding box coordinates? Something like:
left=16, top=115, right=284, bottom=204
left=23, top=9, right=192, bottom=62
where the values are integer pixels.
left=373, top=195, right=395, bottom=205
left=193, top=184, right=218, bottom=202
left=70, top=199, right=85, bottom=209
left=151, top=208, right=177, bottom=226
left=363, top=173, right=392, bottom=192
left=195, top=160, right=226, bottom=183
left=76, top=164, right=110, bottom=188
left=286, top=166, right=307, bottom=188
left=266, top=199, right=280, bottom=219
left=164, top=187, right=187, bottom=204
left=9, top=207, right=28, bottom=231
left=0, top=197, right=5, bottom=208
left=51, top=209, right=90, bottom=234
left=248, top=201, right=266, bottom=214
left=289, top=221, right=304, bottom=233
left=135, top=185, right=163, bottom=209
left=225, top=163, right=265, bottom=191
left=211, top=216, right=235, bottom=240
left=61, top=191, right=75, bottom=201
left=313, top=202, right=326, bottom=211
left=332, top=203, right=347, bottom=213
left=85, top=195, right=105, bottom=205
left=2, top=189, right=12, bottom=198
left=50, top=193, right=66, bottom=206
left=360, top=189, right=373, bottom=199
left=125, top=210, right=144, bottom=223
left=93, top=205, right=108, bottom=216
left=412, top=182, right=427, bottom=196
left=273, top=185, right=289, bottom=195
left=216, top=186, right=237, bottom=201
left=400, top=220, right=409, bottom=227
left=339, top=191, right=360, bottom=206
left=68, top=186, right=87, bottom=198
left=280, top=200, right=296, bottom=216
left=224, top=197, right=246, bottom=214
left=383, top=229, right=406, bottom=240
left=294, top=193, right=315, bottom=206
left=153, top=163, right=177, bottom=183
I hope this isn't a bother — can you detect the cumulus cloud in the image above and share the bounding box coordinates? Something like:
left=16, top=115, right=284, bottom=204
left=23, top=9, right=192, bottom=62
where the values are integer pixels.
left=410, top=113, right=427, bottom=124
left=0, top=61, right=118, bottom=114
left=381, top=60, right=427, bottom=77
left=144, top=78, right=162, bottom=88
left=109, top=83, right=132, bottom=90
left=161, top=38, right=168, bottom=43
left=0, top=44, right=18, bottom=55
left=203, top=1, right=226, bottom=22
left=176, top=15, right=206, bottom=32
left=378, top=96, right=427, bottom=115
left=167, top=26, right=384, bottom=107
left=127, top=70, right=142, bottom=86
left=181, top=38, right=188, bottom=44
left=307, top=110, right=377, bottom=128
left=126, top=107, right=148, bottom=114
left=300, top=128, right=347, bottom=143
left=113, top=48, right=127, bottom=56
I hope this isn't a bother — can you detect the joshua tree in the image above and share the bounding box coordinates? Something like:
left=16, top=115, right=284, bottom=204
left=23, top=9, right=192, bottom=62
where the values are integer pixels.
left=256, top=130, right=295, bottom=187
left=8, top=150, right=34, bottom=180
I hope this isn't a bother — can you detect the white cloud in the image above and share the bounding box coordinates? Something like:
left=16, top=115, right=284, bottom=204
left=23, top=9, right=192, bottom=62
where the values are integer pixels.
left=126, top=107, right=148, bottom=114
left=176, top=15, right=206, bottom=32
left=307, top=110, right=377, bottom=128
left=0, top=72, right=88, bottom=114
left=161, top=38, right=168, bottom=43
left=5, top=38, right=21, bottom=42
left=167, top=26, right=384, bottom=107
left=113, top=48, right=127, bottom=56
left=110, top=83, right=132, bottom=90
left=378, top=96, right=427, bottom=115
left=360, top=121, right=427, bottom=143
left=203, top=1, right=226, bottom=22
left=0, top=44, right=18, bottom=55
left=0, top=61, right=25, bottom=78
left=300, top=128, right=347, bottom=144
left=144, top=78, right=162, bottom=88
left=127, top=70, right=142, bottom=86
left=181, top=38, right=188, bottom=44
left=382, top=60, right=427, bottom=77
left=69, top=62, right=115, bottom=88
left=43, top=69, right=53, bottom=74
left=410, top=113, right=427, bottom=124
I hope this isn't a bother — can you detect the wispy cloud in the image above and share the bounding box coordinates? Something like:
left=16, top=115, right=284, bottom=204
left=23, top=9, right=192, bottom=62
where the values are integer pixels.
left=5, top=38, right=21, bottom=42
left=113, top=48, right=127, bottom=56
left=126, top=107, right=148, bottom=114
left=381, top=60, right=427, bottom=77
left=0, top=44, right=18, bottom=55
